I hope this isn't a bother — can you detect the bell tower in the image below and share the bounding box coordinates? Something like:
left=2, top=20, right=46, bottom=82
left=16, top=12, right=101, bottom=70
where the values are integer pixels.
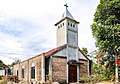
left=55, top=4, right=80, bottom=83
left=55, top=4, right=79, bottom=60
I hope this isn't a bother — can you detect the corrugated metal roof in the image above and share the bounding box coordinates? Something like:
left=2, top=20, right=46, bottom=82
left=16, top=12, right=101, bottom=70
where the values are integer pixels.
left=62, top=7, right=75, bottom=20
left=44, top=44, right=67, bottom=56
left=55, top=4, right=79, bottom=26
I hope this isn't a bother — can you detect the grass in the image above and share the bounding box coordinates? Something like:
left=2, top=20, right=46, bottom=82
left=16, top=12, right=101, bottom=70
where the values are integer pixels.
left=0, top=79, right=4, bottom=84
left=0, top=76, right=7, bottom=84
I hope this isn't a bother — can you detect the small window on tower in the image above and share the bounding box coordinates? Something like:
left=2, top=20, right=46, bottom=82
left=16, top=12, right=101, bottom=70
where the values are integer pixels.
left=58, top=26, right=60, bottom=29
left=60, top=24, right=62, bottom=27
left=73, top=24, right=74, bottom=27
left=71, top=23, right=72, bottom=27
left=63, top=23, right=64, bottom=26
left=68, top=22, right=69, bottom=26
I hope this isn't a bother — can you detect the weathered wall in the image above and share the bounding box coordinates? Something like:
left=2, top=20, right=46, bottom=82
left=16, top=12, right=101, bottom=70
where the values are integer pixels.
left=13, top=53, right=89, bottom=83
left=19, top=60, right=29, bottom=82
left=68, top=47, right=77, bottom=60
left=13, top=54, right=43, bottom=83
left=52, top=56, right=67, bottom=82
left=0, top=70, right=5, bottom=76
left=13, top=63, right=18, bottom=76
left=28, top=55, right=42, bottom=82
left=79, top=60, right=88, bottom=77
left=79, top=50, right=87, bottom=60
left=57, top=20, right=66, bottom=47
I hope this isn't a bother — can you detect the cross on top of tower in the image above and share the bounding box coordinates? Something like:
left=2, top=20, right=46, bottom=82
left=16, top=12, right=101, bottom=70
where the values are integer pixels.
left=64, top=3, right=68, bottom=9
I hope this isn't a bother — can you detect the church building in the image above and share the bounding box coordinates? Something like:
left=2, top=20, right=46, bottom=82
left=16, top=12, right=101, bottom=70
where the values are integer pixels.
left=13, top=4, right=91, bottom=84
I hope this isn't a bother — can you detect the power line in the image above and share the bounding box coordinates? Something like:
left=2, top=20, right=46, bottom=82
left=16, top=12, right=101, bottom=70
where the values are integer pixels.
left=0, top=52, right=36, bottom=55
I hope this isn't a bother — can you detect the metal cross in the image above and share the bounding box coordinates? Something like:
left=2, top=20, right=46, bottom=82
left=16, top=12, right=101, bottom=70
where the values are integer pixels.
left=64, top=3, right=68, bottom=9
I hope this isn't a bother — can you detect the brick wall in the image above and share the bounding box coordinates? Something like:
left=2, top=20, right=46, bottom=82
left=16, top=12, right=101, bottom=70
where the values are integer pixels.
left=28, top=55, right=42, bottom=81
left=52, top=56, right=67, bottom=82
left=19, top=60, right=29, bottom=81
left=13, top=54, right=43, bottom=83
left=13, top=63, right=19, bottom=76
left=79, top=60, right=88, bottom=77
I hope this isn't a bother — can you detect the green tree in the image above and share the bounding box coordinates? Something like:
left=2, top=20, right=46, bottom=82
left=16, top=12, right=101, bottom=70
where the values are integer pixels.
left=91, top=0, right=120, bottom=77
left=8, top=58, right=21, bottom=75
left=0, top=60, right=7, bottom=70
left=81, top=47, right=88, bottom=55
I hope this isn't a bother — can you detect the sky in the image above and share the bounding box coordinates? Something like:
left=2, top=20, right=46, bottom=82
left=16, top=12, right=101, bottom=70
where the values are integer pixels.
left=0, top=0, right=99, bottom=64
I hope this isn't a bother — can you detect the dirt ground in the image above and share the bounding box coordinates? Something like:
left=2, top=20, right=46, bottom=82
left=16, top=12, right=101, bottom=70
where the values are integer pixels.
left=95, top=81, right=114, bottom=84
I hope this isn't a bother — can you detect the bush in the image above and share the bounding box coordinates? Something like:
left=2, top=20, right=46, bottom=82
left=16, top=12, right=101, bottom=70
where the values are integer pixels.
left=80, top=74, right=106, bottom=83
left=6, top=75, right=19, bottom=83
left=0, top=76, right=7, bottom=84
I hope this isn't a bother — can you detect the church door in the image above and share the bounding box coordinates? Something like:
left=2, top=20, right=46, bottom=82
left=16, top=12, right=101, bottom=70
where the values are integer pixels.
left=69, top=65, right=77, bottom=83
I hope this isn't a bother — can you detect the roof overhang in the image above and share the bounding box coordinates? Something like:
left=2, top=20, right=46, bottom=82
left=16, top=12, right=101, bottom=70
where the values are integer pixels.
left=55, top=17, right=79, bottom=26
left=67, top=60, right=83, bottom=65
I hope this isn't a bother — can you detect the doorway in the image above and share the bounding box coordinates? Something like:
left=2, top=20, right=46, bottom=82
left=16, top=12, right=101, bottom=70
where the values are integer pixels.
left=69, top=65, right=77, bottom=83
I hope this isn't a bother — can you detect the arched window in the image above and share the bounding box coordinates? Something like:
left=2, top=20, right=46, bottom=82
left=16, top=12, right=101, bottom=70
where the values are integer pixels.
left=58, top=26, right=60, bottom=29
left=16, top=70, right=18, bottom=77
left=22, top=66, right=24, bottom=78
left=31, top=63, right=35, bottom=79
left=71, top=23, right=72, bottom=27
left=60, top=24, right=62, bottom=27
left=68, top=22, right=69, bottom=26
left=73, top=24, right=75, bottom=27
left=63, top=23, right=64, bottom=26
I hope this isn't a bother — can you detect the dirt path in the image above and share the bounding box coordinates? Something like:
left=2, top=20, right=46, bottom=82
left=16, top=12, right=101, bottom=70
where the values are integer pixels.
left=95, top=81, right=114, bottom=84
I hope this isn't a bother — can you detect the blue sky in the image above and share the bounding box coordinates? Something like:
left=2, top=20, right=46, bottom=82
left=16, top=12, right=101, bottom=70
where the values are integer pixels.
left=0, top=0, right=99, bottom=64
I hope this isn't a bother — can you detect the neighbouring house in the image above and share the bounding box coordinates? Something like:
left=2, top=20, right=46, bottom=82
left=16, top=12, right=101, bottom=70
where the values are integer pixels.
left=0, top=60, right=9, bottom=76
left=13, top=4, right=91, bottom=84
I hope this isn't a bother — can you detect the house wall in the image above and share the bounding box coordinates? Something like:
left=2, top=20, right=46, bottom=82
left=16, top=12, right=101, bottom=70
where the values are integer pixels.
left=79, top=60, right=88, bottom=77
left=52, top=56, right=67, bottom=82
left=0, top=70, right=5, bottom=76
left=13, top=54, right=43, bottom=83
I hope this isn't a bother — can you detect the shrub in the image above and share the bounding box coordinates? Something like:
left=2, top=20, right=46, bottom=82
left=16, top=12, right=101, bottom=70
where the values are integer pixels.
left=0, top=76, right=7, bottom=84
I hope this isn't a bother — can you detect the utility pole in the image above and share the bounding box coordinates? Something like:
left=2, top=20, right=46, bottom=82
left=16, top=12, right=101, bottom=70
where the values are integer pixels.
left=114, top=29, right=120, bottom=84
left=115, top=54, right=119, bottom=84
left=113, top=18, right=119, bottom=84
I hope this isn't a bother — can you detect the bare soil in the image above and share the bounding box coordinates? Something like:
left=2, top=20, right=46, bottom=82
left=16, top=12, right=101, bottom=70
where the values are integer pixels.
left=95, top=81, right=114, bottom=84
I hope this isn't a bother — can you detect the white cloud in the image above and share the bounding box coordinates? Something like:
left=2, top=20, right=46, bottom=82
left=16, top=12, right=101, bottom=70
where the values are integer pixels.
left=0, top=0, right=99, bottom=64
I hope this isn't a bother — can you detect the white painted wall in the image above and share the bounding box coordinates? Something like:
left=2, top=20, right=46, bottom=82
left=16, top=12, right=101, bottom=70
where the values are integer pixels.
left=56, top=20, right=67, bottom=47
left=54, top=48, right=67, bottom=56
left=67, top=30, right=77, bottom=47
left=0, top=70, right=5, bottom=76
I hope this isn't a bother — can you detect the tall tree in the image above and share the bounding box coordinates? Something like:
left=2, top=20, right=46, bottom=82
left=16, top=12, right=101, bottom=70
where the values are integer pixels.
left=91, top=0, right=120, bottom=75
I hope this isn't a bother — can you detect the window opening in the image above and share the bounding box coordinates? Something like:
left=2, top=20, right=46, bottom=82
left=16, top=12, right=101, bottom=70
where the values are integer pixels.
left=31, top=66, right=35, bottom=79
left=22, top=68, right=24, bottom=78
